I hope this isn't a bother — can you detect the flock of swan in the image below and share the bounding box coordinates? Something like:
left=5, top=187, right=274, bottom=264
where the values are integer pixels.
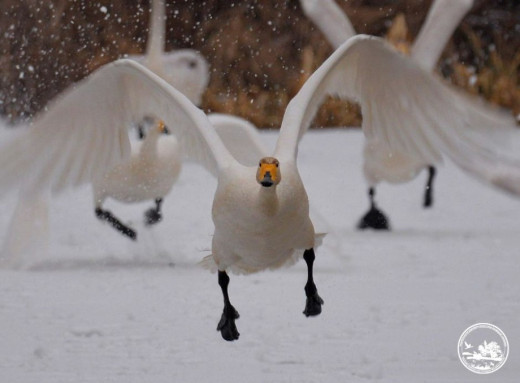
left=0, top=0, right=519, bottom=341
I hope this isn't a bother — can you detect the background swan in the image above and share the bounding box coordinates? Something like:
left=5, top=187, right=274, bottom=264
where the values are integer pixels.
left=301, top=0, right=479, bottom=229
left=129, top=0, right=209, bottom=106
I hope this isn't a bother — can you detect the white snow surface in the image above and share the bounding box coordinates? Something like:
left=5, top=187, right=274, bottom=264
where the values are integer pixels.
left=0, top=128, right=519, bottom=382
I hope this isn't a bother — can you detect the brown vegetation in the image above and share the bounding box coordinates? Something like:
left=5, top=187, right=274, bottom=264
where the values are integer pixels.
left=0, top=0, right=518, bottom=127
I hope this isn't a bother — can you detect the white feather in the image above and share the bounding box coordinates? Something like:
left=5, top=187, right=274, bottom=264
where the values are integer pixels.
left=276, top=35, right=518, bottom=194
left=298, top=0, right=501, bottom=187
left=411, top=0, right=474, bottom=71
left=300, top=0, right=356, bottom=48
left=0, top=60, right=231, bottom=199
left=208, top=113, right=269, bottom=166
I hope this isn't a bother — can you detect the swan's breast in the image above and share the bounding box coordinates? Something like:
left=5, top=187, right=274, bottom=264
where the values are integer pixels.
left=211, top=165, right=314, bottom=272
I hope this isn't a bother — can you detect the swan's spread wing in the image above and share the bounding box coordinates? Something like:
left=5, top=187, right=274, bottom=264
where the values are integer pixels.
left=300, top=0, right=356, bottom=49
left=208, top=113, right=269, bottom=167
left=0, top=59, right=233, bottom=197
left=0, top=64, right=134, bottom=197
left=276, top=35, right=520, bottom=196
left=411, top=0, right=474, bottom=71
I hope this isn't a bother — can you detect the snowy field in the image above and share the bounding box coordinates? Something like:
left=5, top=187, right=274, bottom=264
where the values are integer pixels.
left=0, top=128, right=519, bottom=382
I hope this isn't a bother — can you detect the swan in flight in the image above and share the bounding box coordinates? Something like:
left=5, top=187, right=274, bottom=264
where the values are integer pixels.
left=1, top=34, right=519, bottom=339
left=301, top=0, right=477, bottom=229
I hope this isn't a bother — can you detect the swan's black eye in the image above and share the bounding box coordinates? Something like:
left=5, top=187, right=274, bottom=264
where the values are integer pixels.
left=275, top=163, right=279, bottom=167
left=258, top=162, right=262, bottom=167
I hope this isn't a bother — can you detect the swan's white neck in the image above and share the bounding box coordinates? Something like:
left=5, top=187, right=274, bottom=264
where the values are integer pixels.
left=257, top=185, right=279, bottom=216
left=139, top=128, right=162, bottom=160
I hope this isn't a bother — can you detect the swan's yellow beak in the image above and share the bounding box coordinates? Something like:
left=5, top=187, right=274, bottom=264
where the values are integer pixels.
left=256, top=157, right=280, bottom=188
left=156, top=120, right=169, bottom=134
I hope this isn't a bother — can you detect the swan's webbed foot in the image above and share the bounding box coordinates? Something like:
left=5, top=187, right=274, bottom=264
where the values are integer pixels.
left=217, top=270, right=240, bottom=341
left=303, top=286, right=324, bottom=317
left=144, top=198, right=163, bottom=226
left=357, top=206, right=390, bottom=230
left=357, top=187, right=390, bottom=230
left=144, top=208, right=162, bottom=225
left=217, top=304, right=240, bottom=341
left=95, top=208, right=137, bottom=240
left=302, top=248, right=324, bottom=317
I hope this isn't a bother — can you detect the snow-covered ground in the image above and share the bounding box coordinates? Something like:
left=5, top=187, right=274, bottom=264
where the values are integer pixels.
left=0, top=129, right=519, bottom=382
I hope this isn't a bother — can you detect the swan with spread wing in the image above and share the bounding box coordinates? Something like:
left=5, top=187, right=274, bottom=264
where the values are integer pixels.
left=1, top=35, right=519, bottom=341
left=301, top=0, right=478, bottom=229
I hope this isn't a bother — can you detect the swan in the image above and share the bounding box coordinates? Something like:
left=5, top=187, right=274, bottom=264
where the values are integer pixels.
left=94, top=113, right=266, bottom=240
left=2, top=0, right=269, bottom=249
left=93, top=120, right=180, bottom=239
left=130, top=0, right=209, bottom=106
left=301, top=0, right=476, bottom=229
left=1, top=35, right=519, bottom=338
left=0, top=111, right=268, bottom=262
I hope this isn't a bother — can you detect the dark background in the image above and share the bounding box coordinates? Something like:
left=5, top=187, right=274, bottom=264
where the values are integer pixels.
left=0, top=0, right=518, bottom=127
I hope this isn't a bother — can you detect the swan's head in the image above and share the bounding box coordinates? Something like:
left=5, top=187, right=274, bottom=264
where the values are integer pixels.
left=156, top=120, right=169, bottom=134
left=162, top=49, right=209, bottom=106
left=256, top=157, right=280, bottom=188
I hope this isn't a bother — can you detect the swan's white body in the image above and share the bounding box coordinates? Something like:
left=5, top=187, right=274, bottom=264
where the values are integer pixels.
left=211, top=161, right=314, bottom=274
left=93, top=127, right=181, bottom=207
left=301, top=0, right=477, bottom=186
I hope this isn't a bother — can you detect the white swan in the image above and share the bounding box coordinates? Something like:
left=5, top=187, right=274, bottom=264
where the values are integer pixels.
left=0, top=112, right=267, bottom=264
left=301, top=0, right=477, bottom=228
left=92, top=120, right=180, bottom=239
left=1, top=35, right=519, bottom=338
left=130, top=0, right=209, bottom=106
left=93, top=114, right=266, bottom=240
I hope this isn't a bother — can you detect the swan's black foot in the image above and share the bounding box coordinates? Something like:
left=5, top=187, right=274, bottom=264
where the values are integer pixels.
left=144, top=208, right=162, bottom=225
left=303, top=292, right=324, bottom=317
left=217, top=304, right=240, bottom=341
left=423, top=193, right=433, bottom=208
left=423, top=166, right=436, bottom=209
left=95, top=208, right=137, bottom=240
left=357, top=207, right=390, bottom=230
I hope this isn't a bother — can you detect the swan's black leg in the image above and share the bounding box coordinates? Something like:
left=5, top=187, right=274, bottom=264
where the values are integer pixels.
left=136, top=123, right=145, bottom=140
left=95, top=207, right=137, bottom=240
left=217, top=270, right=240, bottom=341
left=357, top=187, right=390, bottom=230
left=423, top=166, right=436, bottom=208
left=145, top=198, right=163, bottom=226
left=303, top=248, right=324, bottom=317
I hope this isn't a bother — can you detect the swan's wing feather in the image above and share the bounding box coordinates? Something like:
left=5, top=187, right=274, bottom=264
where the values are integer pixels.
left=300, top=0, right=356, bottom=49
left=0, top=59, right=232, bottom=197
left=276, top=35, right=520, bottom=196
left=208, top=113, right=269, bottom=167
left=411, top=0, right=474, bottom=71
left=0, top=64, right=134, bottom=197
left=99, top=60, right=234, bottom=176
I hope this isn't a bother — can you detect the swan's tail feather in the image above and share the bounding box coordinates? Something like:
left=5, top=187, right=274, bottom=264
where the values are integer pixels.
left=199, top=254, right=218, bottom=273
